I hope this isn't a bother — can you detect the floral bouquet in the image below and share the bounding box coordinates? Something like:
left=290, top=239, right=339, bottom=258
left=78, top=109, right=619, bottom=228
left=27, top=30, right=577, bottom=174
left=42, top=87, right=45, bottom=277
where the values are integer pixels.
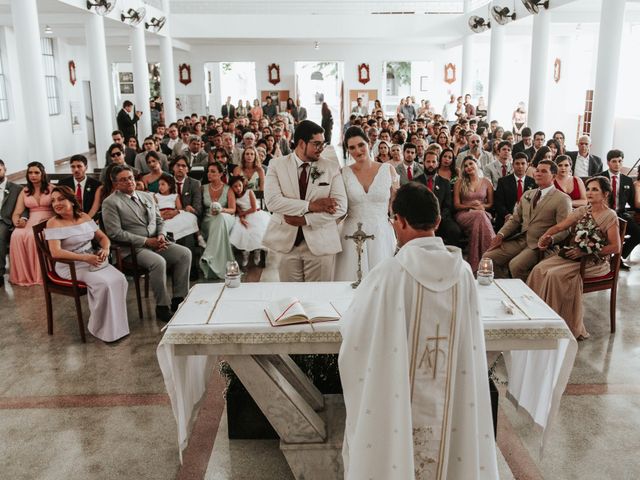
left=560, top=210, right=605, bottom=260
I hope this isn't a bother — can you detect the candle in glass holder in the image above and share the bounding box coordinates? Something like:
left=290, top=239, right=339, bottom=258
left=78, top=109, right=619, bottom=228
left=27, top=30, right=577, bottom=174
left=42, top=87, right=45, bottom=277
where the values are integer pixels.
left=477, top=257, right=494, bottom=285
left=225, top=260, right=241, bottom=288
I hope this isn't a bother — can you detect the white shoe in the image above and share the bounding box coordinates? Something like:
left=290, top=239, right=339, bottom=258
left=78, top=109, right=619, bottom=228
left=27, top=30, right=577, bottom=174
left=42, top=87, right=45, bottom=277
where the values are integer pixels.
left=253, top=250, right=262, bottom=266
left=241, top=251, right=249, bottom=267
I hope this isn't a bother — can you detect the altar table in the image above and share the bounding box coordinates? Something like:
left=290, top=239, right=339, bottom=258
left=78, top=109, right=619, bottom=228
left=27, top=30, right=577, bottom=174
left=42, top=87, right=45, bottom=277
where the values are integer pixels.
left=157, top=280, right=576, bottom=476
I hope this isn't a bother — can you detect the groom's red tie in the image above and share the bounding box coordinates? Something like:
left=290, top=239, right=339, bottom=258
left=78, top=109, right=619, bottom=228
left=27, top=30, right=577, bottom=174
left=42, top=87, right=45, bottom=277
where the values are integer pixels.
left=294, top=163, right=309, bottom=246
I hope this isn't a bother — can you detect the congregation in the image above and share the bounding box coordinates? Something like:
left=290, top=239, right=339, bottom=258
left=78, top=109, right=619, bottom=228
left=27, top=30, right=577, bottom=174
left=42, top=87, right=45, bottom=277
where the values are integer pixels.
left=1, top=93, right=639, bottom=345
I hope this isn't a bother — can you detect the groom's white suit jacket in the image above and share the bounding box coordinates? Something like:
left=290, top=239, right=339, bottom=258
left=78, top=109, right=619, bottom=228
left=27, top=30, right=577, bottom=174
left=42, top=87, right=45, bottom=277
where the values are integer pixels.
left=263, top=153, right=347, bottom=256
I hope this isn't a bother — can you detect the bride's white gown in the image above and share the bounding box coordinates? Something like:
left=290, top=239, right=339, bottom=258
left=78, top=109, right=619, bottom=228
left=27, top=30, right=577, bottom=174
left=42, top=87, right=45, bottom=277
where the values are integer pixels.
left=334, top=164, right=397, bottom=281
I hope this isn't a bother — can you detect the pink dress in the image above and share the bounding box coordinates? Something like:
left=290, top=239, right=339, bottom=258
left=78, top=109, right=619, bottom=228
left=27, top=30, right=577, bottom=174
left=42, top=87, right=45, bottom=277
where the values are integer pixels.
left=455, top=180, right=495, bottom=272
left=9, top=190, right=54, bottom=286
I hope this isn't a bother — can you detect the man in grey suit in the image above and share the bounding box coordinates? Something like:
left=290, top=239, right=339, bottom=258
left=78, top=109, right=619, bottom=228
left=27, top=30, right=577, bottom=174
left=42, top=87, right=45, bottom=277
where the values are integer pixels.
left=483, top=141, right=513, bottom=188
left=0, top=159, right=22, bottom=286
left=395, top=143, right=424, bottom=185
left=102, top=165, right=191, bottom=321
left=185, top=135, right=209, bottom=167
left=483, top=160, right=572, bottom=281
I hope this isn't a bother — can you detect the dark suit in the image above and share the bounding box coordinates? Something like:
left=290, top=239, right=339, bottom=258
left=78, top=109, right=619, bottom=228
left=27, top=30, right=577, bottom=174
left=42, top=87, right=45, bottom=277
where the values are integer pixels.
left=567, top=151, right=603, bottom=177
left=105, top=146, right=136, bottom=168
left=175, top=176, right=203, bottom=276
left=601, top=170, right=639, bottom=258
left=58, top=176, right=102, bottom=215
left=523, top=146, right=538, bottom=162
left=221, top=103, right=235, bottom=120
left=414, top=174, right=462, bottom=246
left=493, top=174, right=536, bottom=231
left=512, top=140, right=531, bottom=157
left=116, top=109, right=139, bottom=141
left=0, top=181, right=22, bottom=276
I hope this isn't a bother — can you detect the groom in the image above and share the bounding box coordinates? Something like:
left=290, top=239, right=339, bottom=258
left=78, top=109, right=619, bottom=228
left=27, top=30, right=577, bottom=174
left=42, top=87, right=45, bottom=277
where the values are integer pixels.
left=263, top=120, right=347, bottom=281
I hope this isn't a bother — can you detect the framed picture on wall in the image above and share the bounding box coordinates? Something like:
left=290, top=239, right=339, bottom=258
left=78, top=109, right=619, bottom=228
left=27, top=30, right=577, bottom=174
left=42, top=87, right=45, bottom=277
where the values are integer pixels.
left=120, top=83, right=134, bottom=94
left=119, top=72, right=133, bottom=83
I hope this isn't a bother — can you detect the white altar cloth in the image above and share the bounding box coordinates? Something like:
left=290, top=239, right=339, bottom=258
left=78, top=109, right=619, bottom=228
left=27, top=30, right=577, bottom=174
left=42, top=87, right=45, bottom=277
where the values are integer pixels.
left=157, top=279, right=576, bottom=456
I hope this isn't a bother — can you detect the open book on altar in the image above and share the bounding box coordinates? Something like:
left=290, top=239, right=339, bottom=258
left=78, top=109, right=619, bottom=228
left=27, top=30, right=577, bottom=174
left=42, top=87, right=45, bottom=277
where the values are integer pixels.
left=265, top=297, right=341, bottom=327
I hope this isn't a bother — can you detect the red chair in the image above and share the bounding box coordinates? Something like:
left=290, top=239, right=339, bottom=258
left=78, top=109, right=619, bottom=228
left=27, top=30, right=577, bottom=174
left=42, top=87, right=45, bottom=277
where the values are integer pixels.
left=33, top=221, right=88, bottom=342
left=581, top=218, right=627, bottom=333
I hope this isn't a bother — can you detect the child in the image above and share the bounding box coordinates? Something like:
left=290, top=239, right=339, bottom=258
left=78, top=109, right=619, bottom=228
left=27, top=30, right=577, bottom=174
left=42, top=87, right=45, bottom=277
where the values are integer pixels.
left=227, top=175, right=270, bottom=267
left=153, top=174, right=201, bottom=243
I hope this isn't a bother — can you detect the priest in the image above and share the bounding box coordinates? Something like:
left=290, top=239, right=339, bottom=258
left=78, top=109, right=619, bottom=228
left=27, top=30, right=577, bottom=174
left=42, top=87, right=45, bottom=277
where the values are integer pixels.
left=339, top=182, right=498, bottom=479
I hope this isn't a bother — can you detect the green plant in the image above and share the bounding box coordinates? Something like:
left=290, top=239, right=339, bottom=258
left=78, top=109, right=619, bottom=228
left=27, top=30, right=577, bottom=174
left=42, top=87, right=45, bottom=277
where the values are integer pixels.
left=387, top=61, right=412, bottom=86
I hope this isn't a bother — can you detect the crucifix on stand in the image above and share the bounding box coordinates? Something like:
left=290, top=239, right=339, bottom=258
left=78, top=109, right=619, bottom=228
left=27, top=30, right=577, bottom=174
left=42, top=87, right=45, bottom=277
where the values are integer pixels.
left=344, top=222, right=375, bottom=289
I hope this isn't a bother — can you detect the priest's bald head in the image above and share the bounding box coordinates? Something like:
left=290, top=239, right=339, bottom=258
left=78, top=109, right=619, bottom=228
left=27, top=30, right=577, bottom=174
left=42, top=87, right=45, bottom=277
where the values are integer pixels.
left=392, top=183, right=441, bottom=247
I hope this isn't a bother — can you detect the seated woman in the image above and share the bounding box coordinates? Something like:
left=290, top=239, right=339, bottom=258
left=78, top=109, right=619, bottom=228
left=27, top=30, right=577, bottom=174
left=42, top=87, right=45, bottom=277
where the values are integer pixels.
left=554, top=155, right=587, bottom=208
left=232, top=146, right=265, bottom=192
left=375, top=140, right=391, bottom=163
left=437, top=148, right=459, bottom=185
left=526, top=146, right=553, bottom=177
left=546, top=139, right=561, bottom=162
left=45, top=186, right=129, bottom=342
left=454, top=156, right=495, bottom=272
left=389, top=144, right=403, bottom=169
left=142, top=151, right=165, bottom=192
left=9, top=161, right=55, bottom=286
left=200, top=162, right=236, bottom=279
left=153, top=174, right=200, bottom=242
left=227, top=176, right=270, bottom=267
left=528, top=176, right=621, bottom=340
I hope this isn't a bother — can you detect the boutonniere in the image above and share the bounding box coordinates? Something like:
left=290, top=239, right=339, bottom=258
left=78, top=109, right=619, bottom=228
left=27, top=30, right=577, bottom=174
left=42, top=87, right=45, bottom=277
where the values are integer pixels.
left=623, top=185, right=630, bottom=189
left=86, top=187, right=91, bottom=192
left=4, top=189, right=9, bottom=195
left=435, top=185, right=440, bottom=191
left=310, top=165, right=324, bottom=183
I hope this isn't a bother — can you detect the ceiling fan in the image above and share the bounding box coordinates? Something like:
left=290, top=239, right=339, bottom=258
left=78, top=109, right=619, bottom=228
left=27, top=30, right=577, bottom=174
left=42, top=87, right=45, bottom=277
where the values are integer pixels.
left=491, top=5, right=517, bottom=25
left=145, top=16, right=167, bottom=32
left=521, top=0, right=550, bottom=15
left=121, top=7, right=146, bottom=26
left=468, top=15, right=491, bottom=33
left=86, top=0, right=116, bottom=16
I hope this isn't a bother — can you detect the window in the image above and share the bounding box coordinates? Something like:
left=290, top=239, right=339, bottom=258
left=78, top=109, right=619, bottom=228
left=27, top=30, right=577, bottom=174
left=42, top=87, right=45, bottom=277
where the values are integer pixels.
left=0, top=46, right=8, bottom=121
left=40, top=37, right=60, bottom=115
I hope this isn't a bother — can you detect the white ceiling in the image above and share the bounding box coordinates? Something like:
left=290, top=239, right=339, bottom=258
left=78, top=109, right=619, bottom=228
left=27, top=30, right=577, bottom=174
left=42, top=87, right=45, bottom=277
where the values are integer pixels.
left=0, top=0, right=637, bottom=48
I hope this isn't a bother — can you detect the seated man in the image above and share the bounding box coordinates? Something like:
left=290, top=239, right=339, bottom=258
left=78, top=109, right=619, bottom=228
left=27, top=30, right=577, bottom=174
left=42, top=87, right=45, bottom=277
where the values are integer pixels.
left=171, top=155, right=203, bottom=280
left=493, top=152, right=536, bottom=232
left=102, top=165, right=191, bottom=321
left=601, top=149, right=639, bottom=268
left=0, top=159, right=22, bottom=287
left=58, top=154, right=102, bottom=218
left=395, top=142, right=423, bottom=185
left=339, top=182, right=498, bottom=479
left=483, top=141, right=513, bottom=188
left=185, top=135, right=208, bottom=167
left=105, top=130, right=137, bottom=167
left=483, top=159, right=571, bottom=281
left=414, top=150, right=462, bottom=246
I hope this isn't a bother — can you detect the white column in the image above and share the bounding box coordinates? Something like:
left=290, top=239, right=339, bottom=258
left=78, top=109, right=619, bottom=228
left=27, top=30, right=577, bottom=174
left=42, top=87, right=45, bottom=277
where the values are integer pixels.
left=461, top=0, right=474, bottom=97
left=11, top=0, right=55, bottom=170
left=130, top=26, right=151, bottom=139
left=527, top=8, right=551, bottom=133
left=591, top=0, right=626, bottom=159
left=85, top=13, right=114, bottom=167
left=159, top=0, right=177, bottom=124
left=487, top=22, right=506, bottom=126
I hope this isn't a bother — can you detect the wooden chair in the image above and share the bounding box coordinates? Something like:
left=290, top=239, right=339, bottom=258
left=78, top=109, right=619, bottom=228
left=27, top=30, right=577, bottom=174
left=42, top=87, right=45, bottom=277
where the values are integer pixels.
left=581, top=218, right=627, bottom=333
left=33, top=221, right=88, bottom=342
left=111, top=241, right=149, bottom=320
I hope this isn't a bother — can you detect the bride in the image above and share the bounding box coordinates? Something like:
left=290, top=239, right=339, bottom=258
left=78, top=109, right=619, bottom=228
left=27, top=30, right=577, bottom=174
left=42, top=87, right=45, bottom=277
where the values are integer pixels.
left=334, top=126, right=398, bottom=281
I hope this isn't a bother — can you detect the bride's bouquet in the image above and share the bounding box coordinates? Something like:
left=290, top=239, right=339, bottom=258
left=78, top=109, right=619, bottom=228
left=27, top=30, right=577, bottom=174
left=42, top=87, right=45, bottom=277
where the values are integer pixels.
left=560, top=209, right=605, bottom=260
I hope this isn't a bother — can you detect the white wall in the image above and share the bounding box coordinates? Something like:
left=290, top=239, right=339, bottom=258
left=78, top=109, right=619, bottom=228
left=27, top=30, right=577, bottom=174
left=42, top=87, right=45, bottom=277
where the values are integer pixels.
left=109, top=41, right=463, bottom=126
left=0, top=29, right=89, bottom=174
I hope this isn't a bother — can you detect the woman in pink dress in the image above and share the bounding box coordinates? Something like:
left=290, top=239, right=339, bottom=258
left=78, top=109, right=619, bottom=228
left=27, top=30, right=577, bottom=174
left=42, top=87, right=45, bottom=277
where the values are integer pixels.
left=454, top=156, right=495, bottom=272
left=9, top=162, right=55, bottom=286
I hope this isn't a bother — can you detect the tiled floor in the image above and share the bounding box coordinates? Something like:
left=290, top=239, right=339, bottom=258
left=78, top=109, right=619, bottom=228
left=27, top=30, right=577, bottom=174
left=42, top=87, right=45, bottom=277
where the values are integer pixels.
left=1, top=249, right=639, bottom=479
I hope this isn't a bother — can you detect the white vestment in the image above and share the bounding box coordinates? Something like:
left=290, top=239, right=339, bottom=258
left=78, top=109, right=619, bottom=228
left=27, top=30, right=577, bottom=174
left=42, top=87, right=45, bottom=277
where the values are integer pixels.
left=339, top=236, right=498, bottom=479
